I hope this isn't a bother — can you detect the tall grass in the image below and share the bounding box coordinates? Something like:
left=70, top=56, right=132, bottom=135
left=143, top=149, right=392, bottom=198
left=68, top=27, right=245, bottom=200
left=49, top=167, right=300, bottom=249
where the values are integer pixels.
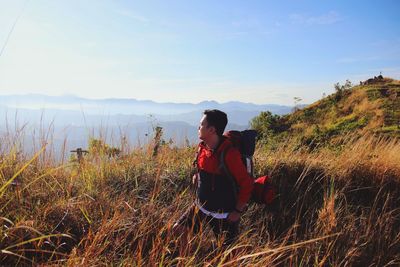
left=0, top=127, right=399, bottom=266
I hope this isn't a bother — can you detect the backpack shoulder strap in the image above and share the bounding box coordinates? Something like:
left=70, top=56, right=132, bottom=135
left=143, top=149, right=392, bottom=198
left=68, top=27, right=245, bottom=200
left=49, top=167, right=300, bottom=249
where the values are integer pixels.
left=193, top=144, right=201, bottom=167
left=219, top=145, right=239, bottom=199
left=218, top=145, right=231, bottom=175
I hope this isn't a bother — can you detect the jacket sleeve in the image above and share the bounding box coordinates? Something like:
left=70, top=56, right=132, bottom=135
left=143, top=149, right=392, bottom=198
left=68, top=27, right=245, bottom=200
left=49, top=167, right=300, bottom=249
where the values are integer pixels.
left=224, top=148, right=254, bottom=204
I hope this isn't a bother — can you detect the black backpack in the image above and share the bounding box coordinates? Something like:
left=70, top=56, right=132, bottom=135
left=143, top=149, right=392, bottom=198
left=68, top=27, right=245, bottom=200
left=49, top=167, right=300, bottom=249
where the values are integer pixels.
left=218, top=130, right=257, bottom=202
left=219, top=130, right=257, bottom=178
left=219, top=130, right=276, bottom=206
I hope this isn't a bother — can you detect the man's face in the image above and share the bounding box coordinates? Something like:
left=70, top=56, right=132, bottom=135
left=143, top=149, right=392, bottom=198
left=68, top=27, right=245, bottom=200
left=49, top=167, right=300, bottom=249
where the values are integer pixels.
left=198, top=115, right=215, bottom=141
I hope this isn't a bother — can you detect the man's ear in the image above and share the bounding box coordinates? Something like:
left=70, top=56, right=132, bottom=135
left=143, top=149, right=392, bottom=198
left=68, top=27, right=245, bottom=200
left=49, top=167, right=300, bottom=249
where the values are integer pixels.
left=209, top=126, right=217, bottom=135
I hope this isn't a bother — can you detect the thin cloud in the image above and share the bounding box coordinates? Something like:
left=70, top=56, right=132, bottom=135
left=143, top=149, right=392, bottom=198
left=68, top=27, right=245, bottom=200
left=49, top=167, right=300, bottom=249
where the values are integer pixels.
left=232, top=18, right=260, bottom=28
left=228, top=18, right=280, bottom=39
left=337, top=56, right=381, bottom=64
left=369, top=38, right=400, bottom=47
left=115, top=9, right=149, bottom=23
left=290, top=11, right=342, bottom=25
left=82, top=41, right=97, bottom=48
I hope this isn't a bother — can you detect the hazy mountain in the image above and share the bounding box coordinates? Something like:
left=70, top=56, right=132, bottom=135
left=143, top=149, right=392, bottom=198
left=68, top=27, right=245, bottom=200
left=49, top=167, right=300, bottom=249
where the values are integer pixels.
left=0, top=94, right=292, bottom=118
left=1, top=94, right=288, bottom=154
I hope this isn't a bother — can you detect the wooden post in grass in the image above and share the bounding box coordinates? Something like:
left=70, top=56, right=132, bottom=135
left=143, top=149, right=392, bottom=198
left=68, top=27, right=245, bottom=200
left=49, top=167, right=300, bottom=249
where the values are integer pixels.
left=70, top=148, right=89, bottom=163
left=11, top=176, right=21, bottom=204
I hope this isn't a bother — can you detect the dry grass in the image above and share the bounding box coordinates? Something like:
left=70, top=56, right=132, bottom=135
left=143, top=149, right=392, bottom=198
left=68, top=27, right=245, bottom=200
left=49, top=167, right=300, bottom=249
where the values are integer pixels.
left=1, top=130, right=400, bottom=266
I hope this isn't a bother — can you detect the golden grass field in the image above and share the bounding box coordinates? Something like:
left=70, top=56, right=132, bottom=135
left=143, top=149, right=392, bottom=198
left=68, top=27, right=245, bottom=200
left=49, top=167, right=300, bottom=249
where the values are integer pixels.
left=1, top=130, right=400, bottom=266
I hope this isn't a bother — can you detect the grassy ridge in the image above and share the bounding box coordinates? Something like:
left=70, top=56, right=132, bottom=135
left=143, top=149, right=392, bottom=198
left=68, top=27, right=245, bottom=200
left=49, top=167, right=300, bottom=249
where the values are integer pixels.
left=1, top=131, right=400, bottom=266
left=251, top=77, right=400, bottom=149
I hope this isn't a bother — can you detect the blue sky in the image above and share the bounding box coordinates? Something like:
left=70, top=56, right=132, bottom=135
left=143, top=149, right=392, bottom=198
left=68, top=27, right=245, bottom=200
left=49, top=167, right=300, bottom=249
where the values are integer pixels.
left=0, top=0, right=399, bottom=105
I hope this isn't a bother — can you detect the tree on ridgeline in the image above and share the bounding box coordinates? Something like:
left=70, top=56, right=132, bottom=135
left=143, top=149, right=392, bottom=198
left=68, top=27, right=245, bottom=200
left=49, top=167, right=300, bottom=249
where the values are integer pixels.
left=250, top=111, right=283, bottom=141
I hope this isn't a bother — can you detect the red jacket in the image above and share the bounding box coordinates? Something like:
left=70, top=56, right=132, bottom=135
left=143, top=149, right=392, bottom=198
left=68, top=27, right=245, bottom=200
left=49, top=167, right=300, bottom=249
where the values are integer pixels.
left=196, top=137, right=254, bottom=212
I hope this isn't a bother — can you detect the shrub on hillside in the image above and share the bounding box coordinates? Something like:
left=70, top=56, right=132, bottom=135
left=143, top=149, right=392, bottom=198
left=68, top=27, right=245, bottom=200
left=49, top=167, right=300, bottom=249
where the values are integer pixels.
left=250, top=111, right=287, bottom=142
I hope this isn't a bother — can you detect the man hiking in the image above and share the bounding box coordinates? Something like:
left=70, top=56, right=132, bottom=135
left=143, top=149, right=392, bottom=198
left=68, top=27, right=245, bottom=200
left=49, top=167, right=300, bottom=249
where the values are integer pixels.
left=173, top=109, right=254, bottom=246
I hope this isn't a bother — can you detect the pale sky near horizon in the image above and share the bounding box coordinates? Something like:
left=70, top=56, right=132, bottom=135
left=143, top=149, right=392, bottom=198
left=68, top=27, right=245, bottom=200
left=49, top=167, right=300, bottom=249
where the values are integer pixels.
left=0, top=0, right=399, bottom=105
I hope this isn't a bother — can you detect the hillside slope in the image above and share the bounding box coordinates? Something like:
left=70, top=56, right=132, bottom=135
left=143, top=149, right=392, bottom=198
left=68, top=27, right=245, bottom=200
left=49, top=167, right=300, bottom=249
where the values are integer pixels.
left=252, top=76, right=400, bottom=146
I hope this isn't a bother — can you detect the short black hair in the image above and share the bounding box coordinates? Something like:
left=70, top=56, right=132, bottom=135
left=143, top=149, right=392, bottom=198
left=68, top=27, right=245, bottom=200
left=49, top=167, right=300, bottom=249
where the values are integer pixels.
left=203, top=109, right=228, bottom=136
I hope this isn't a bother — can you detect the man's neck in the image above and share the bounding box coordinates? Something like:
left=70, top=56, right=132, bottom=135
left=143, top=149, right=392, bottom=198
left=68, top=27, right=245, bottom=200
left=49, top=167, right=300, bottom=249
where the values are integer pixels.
left=205, top=135, right=221, bottom=151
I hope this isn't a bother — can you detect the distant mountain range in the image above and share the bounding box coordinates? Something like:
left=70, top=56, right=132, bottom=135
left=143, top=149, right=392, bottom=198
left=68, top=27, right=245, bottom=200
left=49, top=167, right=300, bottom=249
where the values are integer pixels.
left=0, top=94, right=293, bottom=126
left=0, top=94, right=294, bottom=155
